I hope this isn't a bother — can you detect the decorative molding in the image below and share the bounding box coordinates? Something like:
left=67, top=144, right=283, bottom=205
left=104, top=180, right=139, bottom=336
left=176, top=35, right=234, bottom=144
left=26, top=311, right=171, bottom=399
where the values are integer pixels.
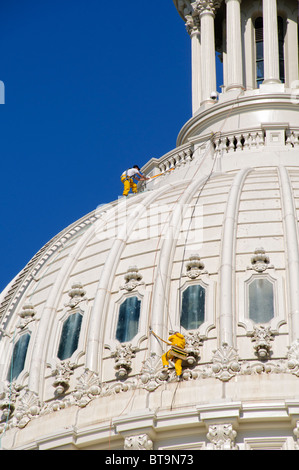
left=17, top=303, right=37, bottom=330
left=248, top=325, right=275, bottom=360
left=185, top=254, right=206, bottom=279
left=210, top=343, right=241, bottom=382
left=248, top=248, right=273, bottom=273
left=4, top=341, right=299, bottom=433
left=51, top=361, right=77, bottom=396
left=65, top=282, right=87, bottom=309
left=111, top=343, right=138, bottom=379
left=124, top=434, right=154, bottom=451
left=207, top=424, right=238, bottom=450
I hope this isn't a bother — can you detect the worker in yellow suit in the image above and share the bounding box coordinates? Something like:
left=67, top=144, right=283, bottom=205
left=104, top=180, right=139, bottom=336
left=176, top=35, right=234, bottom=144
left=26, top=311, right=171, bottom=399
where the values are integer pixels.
left=161, top=332, right=186, bottom=376
left=121, top=165, right=149, bottom=196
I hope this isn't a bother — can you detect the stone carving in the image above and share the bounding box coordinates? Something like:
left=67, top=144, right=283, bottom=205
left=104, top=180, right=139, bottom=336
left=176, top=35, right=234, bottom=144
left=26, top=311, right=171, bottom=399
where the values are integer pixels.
left=51, top=361, right=77, bottom=396
left=211, top=343, right=241, bottom=382
left=207, top=424, right=238, bottom=450
left=249, top=325, right=275, bottom=360
left=65, top=282, right=87, bottom=309
left=185, top=254, right=206, bottom=279
left=111, top=344, right=138, bottom=379
left=124, top=433, right=153, bottom=451
left=120, top=266, right=144, bottom=292
left=249, top=248, right=273, bottom=272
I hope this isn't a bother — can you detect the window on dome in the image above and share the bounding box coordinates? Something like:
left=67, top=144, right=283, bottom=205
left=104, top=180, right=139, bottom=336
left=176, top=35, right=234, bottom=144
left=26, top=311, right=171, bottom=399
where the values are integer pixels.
left=248, top=278, right=274, bottom=324
left=116, top=296, right=141, bottom=343
left=180, top=284, right=205, bottom=330
left=57, top=311, right=83, bottom=360
left=7, top=333, right=31, bottom=381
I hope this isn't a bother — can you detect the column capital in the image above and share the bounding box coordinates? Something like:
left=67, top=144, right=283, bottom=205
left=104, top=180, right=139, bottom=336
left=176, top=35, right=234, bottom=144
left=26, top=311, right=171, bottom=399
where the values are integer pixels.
left=191, top=0, right=222, bottom=17
left=185, top=14, right=201, bottom=35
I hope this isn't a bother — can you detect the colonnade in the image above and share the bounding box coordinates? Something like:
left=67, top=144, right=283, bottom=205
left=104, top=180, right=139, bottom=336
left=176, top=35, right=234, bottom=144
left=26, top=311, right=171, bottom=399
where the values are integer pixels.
left=186, top=0, right=298, bottom=114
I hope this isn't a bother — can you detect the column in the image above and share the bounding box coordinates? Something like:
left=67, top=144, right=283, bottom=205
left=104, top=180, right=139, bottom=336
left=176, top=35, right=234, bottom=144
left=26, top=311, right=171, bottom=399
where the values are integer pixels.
left=225, top=0, right=243, bottom=91
left=186, top=15, right=201, bottom=114
left=262, top=0, right=280, bottom=84
left=193, top=0, right=220, bottom=104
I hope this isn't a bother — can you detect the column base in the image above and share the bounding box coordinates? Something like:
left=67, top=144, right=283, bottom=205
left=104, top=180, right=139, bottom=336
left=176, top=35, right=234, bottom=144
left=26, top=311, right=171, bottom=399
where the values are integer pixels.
left=259, top=82, right=285, bottom=93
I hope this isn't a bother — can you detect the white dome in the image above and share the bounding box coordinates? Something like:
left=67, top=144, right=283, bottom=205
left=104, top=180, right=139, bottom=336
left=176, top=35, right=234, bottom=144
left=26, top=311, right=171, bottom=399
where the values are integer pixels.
left=1, top=0, right=299, bottom=451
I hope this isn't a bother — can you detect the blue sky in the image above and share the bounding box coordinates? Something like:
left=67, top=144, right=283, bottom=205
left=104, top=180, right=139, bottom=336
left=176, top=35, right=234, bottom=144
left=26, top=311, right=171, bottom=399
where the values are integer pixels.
left=0, top=1, right=222, bottom=293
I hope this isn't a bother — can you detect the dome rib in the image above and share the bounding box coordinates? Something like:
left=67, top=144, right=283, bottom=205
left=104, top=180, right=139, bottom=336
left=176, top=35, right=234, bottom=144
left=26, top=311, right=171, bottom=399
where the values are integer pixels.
left=278, top=166, right=299, bottom=342
left=219, top=167, right=252, bottom=347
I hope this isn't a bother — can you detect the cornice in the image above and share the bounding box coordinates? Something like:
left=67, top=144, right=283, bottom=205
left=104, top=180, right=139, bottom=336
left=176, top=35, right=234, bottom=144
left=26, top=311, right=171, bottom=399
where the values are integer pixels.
left=177, top=92, right=299, bottom=146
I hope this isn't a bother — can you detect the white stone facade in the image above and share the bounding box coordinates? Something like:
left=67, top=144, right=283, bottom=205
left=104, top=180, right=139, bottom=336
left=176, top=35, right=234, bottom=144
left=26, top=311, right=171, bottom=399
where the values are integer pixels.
left=1, top=0, right=299, bottom=451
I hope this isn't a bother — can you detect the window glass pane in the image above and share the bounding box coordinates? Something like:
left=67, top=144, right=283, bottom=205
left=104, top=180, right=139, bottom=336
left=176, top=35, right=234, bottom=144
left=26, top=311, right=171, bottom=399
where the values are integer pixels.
left=57, top=312, right=83, bottom=360
left=256, top=41, right=263, bottom=60
left=7, top=333, right=31, bottom=381
left=249, top=278, right=274, bottom=323
left=116, top=297, right=141, bottom=343
left=256, top=61, right=264, bottom=80
left=181, top=285, right=205, bottom=330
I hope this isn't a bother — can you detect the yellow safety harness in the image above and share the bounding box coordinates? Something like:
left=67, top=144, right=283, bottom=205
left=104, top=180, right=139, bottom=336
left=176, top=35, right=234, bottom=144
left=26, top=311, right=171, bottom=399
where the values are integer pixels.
left=150, top=329, right=188, bottom=360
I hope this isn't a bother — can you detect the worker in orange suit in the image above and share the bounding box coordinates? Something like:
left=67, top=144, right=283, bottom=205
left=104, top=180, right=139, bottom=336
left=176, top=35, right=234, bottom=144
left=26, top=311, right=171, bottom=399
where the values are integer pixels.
left=161, top=332, right=186, bottom=376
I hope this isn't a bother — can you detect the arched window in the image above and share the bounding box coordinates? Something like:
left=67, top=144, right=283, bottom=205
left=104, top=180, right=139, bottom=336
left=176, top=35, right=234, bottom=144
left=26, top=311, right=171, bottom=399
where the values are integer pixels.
left=57, top=311, right=83, bottom=360
left=116, top=296, right=141, bottom=343
left=255, top=17, right=264, bottom=87
left=248, top=278, right=274, bottom=324
left=7, top=333, right=31, bottom=381
left=278, top=16, right=285, bottom=83
left=180, top=284, right=205, bottom=330
left=255, top=16, right=285, bottom=87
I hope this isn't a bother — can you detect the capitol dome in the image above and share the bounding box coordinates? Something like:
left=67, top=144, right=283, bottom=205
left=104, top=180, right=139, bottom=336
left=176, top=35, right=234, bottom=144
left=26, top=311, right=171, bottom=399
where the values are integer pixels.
left=1, top=0, right=299, bottom=451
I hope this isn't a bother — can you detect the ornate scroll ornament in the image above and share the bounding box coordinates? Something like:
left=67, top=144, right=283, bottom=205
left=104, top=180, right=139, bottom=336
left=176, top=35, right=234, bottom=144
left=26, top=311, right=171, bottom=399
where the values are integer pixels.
left=211, top=343, right=241, bottom=382
left=17, top=303, right=37, bottom=330
left=207, top=424, right=238, bottom=450
left=111, top=344, right=138, bottom=379
left=249, top=325, right=275, bottom=360
left=185, top=254, right=206, bottom=279
left=249, top=248, right=273, bottom=272
left=65, top=282, right=87, bottom=309
left=124, top=434, right=154, bottom=451
left=120, top=266, right=144, bottom=292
